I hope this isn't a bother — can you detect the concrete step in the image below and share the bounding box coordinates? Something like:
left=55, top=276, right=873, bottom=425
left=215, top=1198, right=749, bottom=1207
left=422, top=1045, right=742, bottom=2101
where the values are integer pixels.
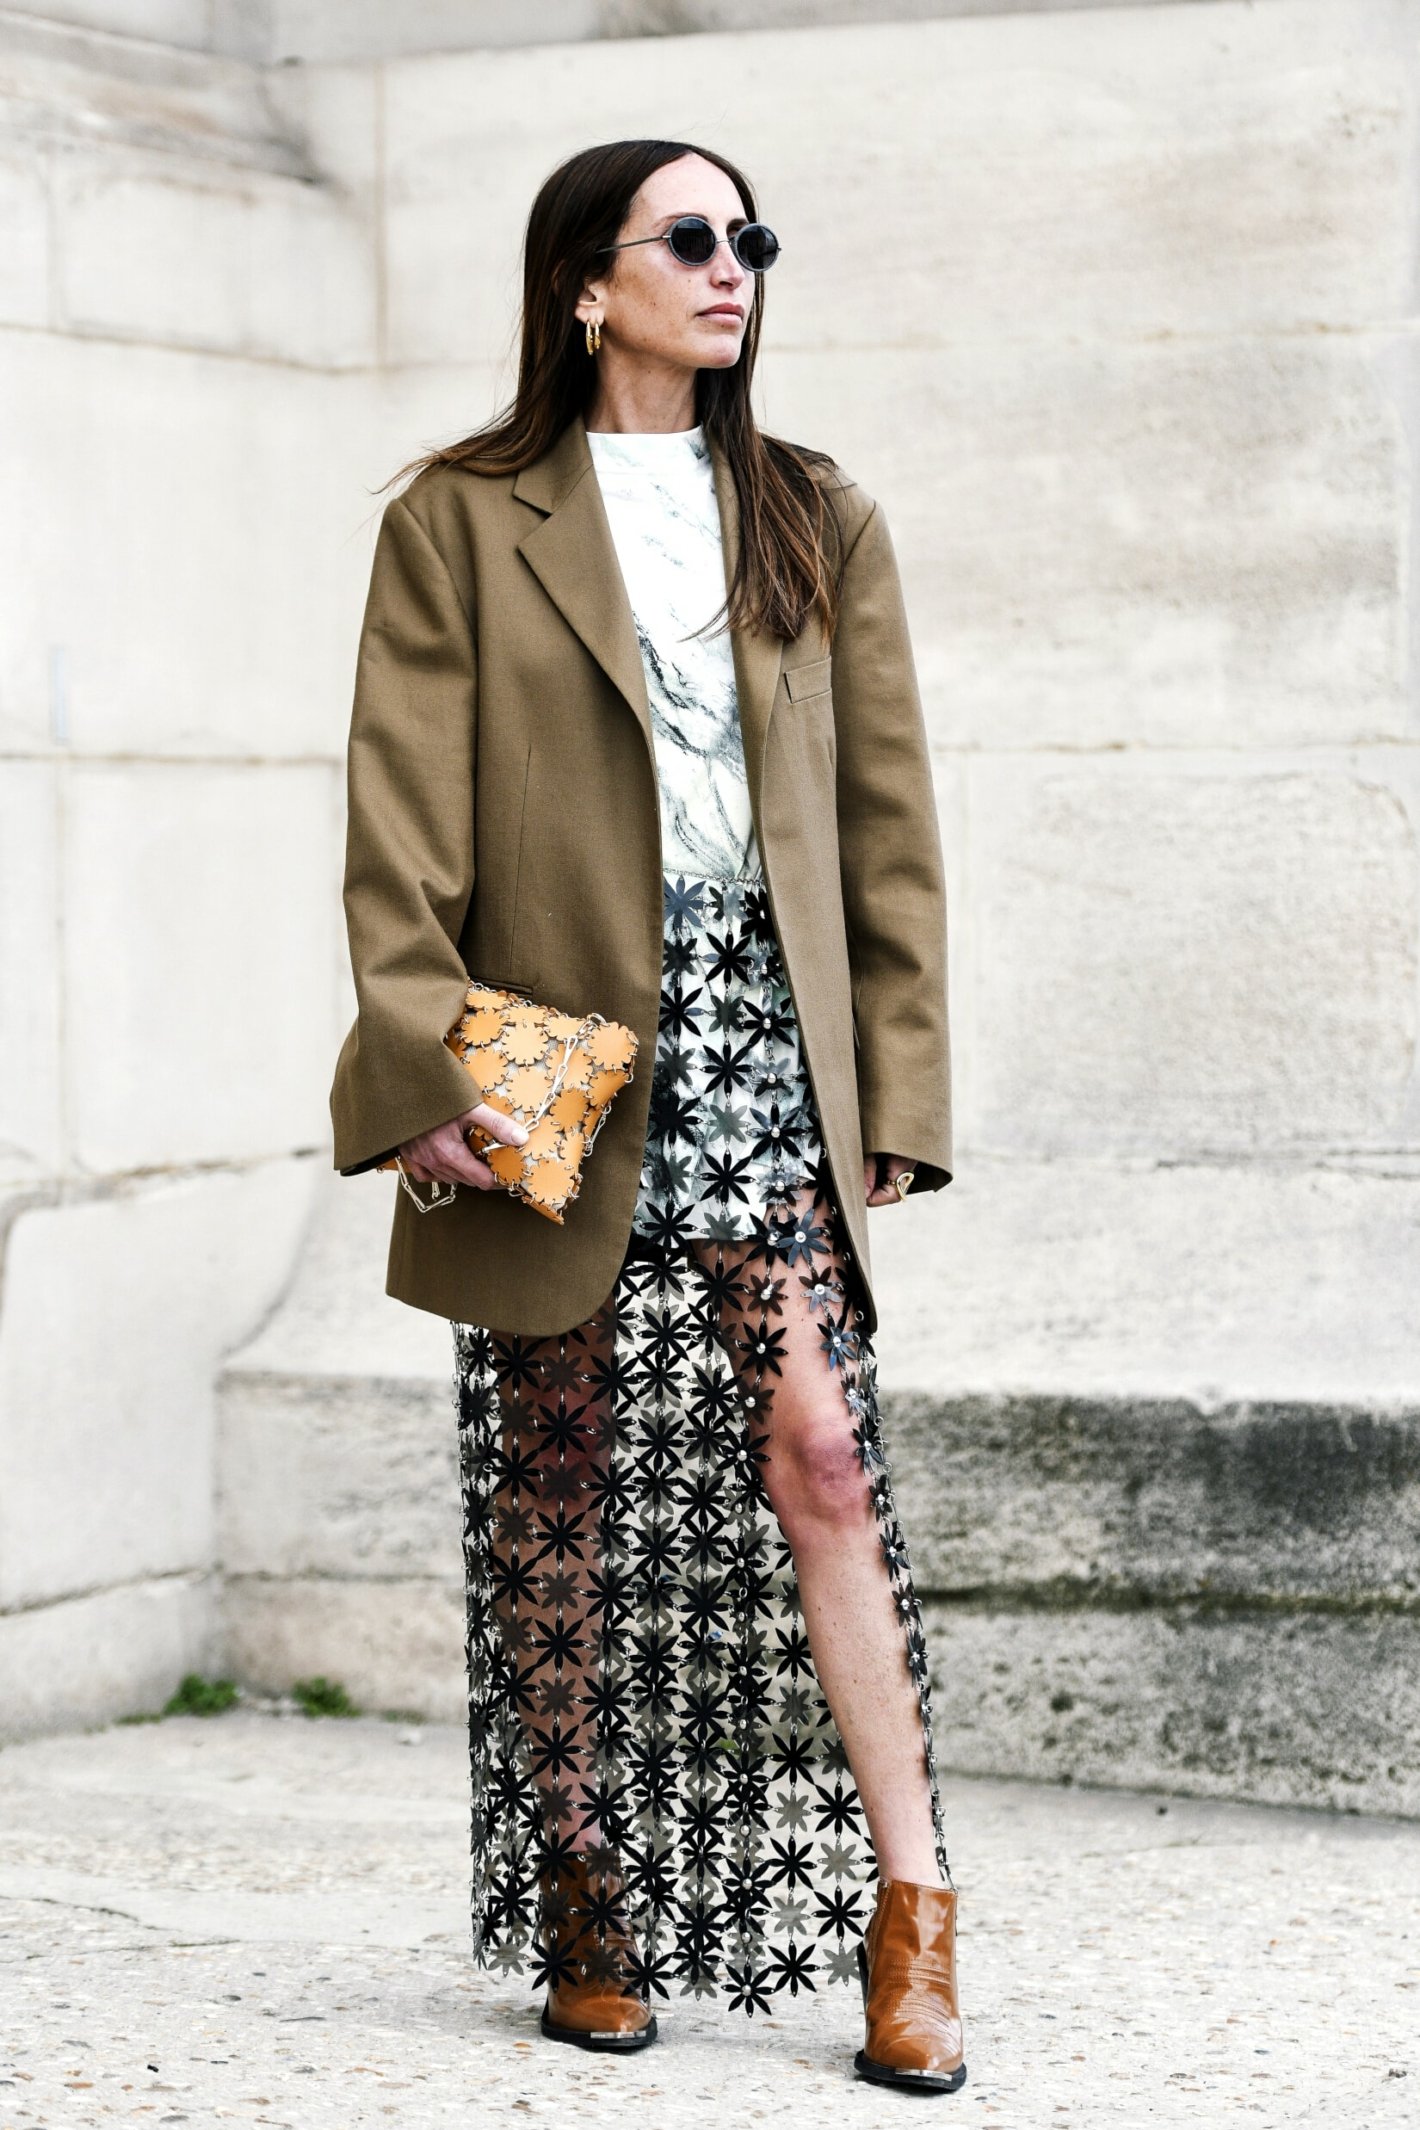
left=217, top=1174, right=1420, bottom=1816
left=217, top=1171, right=462, bottom=1719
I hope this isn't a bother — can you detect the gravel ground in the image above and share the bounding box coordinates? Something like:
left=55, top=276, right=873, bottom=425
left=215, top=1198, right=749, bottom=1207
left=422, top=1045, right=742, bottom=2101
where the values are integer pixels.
left=1, top=1709, right=1416, bottom=2128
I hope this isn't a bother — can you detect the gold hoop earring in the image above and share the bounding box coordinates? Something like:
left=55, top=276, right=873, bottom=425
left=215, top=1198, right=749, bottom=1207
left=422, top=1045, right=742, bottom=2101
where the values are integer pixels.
left=585, top=316, right=602, bottom=356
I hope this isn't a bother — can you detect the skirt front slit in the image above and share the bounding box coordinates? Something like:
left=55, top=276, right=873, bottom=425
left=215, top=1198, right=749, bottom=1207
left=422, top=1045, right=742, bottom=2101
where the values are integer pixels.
left=452, top=865, right=949, bottom=2013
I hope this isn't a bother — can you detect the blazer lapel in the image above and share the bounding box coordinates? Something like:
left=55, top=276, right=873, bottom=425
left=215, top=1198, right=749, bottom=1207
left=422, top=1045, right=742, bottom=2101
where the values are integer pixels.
left=514, top=415, right=652, bottom=755
left=514, top=410, right=786, bottom=821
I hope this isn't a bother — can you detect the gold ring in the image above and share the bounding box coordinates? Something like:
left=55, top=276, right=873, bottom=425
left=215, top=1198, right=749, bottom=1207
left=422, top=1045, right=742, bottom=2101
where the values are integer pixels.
left=893, top=1169, right=916, bottom=1199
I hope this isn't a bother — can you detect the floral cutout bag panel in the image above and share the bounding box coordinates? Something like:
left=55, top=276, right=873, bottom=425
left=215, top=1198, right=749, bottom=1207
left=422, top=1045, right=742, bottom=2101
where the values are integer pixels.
left=378, top=982, right=639, bottom=1224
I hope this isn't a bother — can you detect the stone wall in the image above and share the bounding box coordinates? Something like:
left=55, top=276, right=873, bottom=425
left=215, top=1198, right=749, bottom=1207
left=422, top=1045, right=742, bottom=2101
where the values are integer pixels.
left=0, top=9, right=372, bottom=1731
left=15, top=0, right=1210, bottom=64
left=3, top=1, right=1418, bottom=1804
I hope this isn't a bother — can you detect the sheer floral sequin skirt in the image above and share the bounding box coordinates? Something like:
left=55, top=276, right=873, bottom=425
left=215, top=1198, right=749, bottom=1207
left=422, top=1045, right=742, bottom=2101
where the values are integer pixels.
left=451, top=866, right=949, bottom=2014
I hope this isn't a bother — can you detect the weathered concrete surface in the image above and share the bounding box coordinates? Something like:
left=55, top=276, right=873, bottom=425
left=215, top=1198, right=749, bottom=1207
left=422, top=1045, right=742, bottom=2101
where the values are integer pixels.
left=218, top=1363, right=467, bottom=1723
left=0, top=1164, right=315, bottom=1743
left=9, top=0, right=1420, bottom=1781
left=214, top=1172, right=464, bottom=1720
left=211, top=1178, right=1420, bottom=1809
left=904, top=1394, right=1420, bottom=1817
left=867, top=1153, right=1420, bottom=1410
left=0, top=1, right=375, bottom=1744
left=16, top=1, right=1194, bottom=67
left=968, top=764, right=1419, bottom=1156
left=899, top=1395, right=1420, bottom=1602
left=213, top=1363, right=1420, bottom=1812
left=376, top=3, right=1420, bottom=367
left=0, top=1708, right=1416, bottom=2127
left=0, top=1170, right=316, bottom=1612
left=922, top=1603, right=1420, bottom=1817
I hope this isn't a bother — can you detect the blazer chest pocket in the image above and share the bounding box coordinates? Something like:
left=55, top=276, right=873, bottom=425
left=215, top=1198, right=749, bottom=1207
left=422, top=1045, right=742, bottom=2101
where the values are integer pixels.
left=783, top=655, right=832, bottom=705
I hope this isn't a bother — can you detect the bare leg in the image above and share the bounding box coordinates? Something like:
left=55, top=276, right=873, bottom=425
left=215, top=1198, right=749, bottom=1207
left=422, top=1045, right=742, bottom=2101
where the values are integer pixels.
left=690, top=1185, right=946, bottom=1888
left=483, top=1294, right=619, bottom=1864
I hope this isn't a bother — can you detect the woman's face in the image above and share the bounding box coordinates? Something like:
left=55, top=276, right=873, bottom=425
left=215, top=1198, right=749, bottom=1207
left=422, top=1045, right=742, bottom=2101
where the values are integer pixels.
left=576, top=153, right=754, bottom=377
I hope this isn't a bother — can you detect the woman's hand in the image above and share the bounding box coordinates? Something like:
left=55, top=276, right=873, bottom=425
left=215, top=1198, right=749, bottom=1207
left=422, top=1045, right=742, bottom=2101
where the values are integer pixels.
left=864, top=1151, right=917, bottom=1207
left=398, top=1104, right=530, bottom=1191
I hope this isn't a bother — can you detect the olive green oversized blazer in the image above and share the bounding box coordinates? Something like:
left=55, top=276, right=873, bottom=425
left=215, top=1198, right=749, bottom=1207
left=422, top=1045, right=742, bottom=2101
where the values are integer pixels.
left=330, top=409, right=952, bottom=1338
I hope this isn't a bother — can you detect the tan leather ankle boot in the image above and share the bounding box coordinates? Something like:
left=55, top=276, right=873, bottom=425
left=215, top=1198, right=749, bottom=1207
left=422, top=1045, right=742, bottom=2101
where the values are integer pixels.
left=538, top=1851, right=658, bottom=2052
left=854, top=1877, right=967, bottom=2092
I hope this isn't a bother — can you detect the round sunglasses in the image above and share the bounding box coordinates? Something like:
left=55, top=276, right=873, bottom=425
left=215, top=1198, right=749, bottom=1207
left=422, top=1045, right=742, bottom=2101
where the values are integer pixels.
left=596, top=215, right=780, bottom=274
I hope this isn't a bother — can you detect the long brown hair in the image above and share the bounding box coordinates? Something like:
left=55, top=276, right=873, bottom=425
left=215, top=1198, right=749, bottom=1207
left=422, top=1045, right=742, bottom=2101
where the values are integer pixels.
left=391, top=139, right=852, bottom=645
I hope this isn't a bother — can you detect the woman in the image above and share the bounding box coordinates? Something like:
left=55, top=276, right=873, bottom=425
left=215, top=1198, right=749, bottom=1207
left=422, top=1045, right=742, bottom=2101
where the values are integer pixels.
left=330, top=138, right=963, bottom=2094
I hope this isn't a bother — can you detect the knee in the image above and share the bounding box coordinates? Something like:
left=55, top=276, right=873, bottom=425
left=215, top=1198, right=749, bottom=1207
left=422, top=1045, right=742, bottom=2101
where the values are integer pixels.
left=763, top=1416, right=871, bottom=1543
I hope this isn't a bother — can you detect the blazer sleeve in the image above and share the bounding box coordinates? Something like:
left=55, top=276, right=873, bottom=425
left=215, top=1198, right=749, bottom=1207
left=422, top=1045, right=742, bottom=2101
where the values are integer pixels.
left=831, top=492, right=954, bottom=1192
left=329, top=493, right=486, bottom=1175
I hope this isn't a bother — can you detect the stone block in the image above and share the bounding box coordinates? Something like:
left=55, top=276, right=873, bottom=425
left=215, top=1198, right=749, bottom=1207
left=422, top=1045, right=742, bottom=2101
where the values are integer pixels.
left=218, top=1372, right=461, bottom=1580
left=866, top=1153, right=1420, bottom=1408
left=15, top=2, right=215, bottom=46
left=0, top=1160, right=315, bottom=1611
left=224, top=1167, right=451, bottom=1382
left=0, top=764, right=63, bottom=1186
left=752, top=9, right=1416, bottom=353
left=889, top=1393, right=1420, bottom=1603
left=219, top=1574, right=466, bottom=1722
left=772, top=332, right=1412, bottom=752
left=270, top=0, right=594, bottom=64
left=0, top=1572, right=220, bottom=1744
left=380, top=5, right=1419, bottom=367
left=262, top=48, right=379, bottom=225
left=922, top=1600, right=1420, bottom=1817
left=967, top=762, right=1417, bottom=1157
left=363, top=359, right=509, bottom=478
left=0, top=12, right=307, bottom=173
left=381, top=48, right=557, bottom=372
left=0, top=334, right=373, bottom=759
left=0, top=148, right=49, bottom=329
left=55, top=152, right=376, bottom=367
left=60, top=761, right=338, bottom=1170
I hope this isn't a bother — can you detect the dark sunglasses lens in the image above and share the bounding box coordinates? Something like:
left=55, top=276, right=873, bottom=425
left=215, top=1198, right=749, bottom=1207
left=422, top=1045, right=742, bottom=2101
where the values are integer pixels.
left=668, top=217, right=717, bottom=264
left=735, top=223, right=779, bottom=271
left=665, top=217, right=779, bottom=270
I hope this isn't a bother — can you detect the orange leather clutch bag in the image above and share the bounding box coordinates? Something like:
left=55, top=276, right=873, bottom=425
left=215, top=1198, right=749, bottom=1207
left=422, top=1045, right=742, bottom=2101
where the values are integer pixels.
left=378, top=982, right=639, bottom=1225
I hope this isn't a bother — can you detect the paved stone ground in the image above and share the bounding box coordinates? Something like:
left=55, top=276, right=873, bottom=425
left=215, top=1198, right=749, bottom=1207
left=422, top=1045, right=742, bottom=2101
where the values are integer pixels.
left=1, top=1709, right=1416, bottom=2129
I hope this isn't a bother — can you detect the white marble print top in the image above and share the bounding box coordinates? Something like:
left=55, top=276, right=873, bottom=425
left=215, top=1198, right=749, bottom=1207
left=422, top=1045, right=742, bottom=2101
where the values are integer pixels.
left=587, top=423, right=759, bottom=879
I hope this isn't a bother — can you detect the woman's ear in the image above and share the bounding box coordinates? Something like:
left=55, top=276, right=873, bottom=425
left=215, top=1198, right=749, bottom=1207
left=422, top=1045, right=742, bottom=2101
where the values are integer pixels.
left=572, top=269, right=609, bottom=329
